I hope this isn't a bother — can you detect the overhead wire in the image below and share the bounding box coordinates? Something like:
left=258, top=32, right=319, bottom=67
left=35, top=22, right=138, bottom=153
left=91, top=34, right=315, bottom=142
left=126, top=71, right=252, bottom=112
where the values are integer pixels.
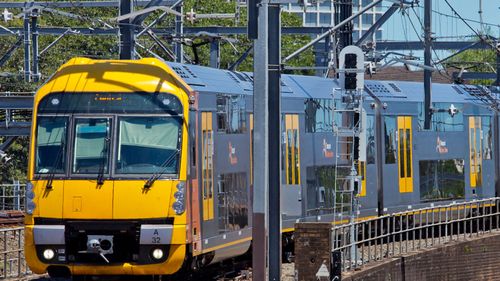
left=405, top=5, right=451, bottom=79
left=442, top=0, right=496, bottom=50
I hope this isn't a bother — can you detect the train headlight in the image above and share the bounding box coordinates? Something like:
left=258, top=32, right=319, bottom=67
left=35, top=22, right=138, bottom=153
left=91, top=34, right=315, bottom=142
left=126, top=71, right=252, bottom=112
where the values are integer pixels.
left=151, top=248, right=164, bottom=260
left=25, top=181, right=36, bottom=215
left=43, top=248, right=55, bottom=260
left=172, top=182, right=185, bottom=215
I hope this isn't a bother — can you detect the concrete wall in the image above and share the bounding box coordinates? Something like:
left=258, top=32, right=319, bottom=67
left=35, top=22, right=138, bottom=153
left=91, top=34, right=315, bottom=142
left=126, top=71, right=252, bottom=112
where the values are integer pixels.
left=295, top=222, right=500, bottom=281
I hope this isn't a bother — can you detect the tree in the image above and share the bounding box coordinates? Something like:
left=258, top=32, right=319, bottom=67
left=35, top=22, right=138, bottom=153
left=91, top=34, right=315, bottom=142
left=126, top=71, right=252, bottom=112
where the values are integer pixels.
left=0, top=1, right=317, bottom=182
left=445, top=34, right=498, bottom=85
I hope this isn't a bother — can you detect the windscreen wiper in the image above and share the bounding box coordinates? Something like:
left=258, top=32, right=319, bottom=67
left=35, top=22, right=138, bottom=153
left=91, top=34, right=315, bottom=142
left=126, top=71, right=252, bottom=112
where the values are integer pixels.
left=45, top=139, right=65, bottom=189
left=96, top=137, right=110, bottom=185
left=144, top=149, right=180, bottom=188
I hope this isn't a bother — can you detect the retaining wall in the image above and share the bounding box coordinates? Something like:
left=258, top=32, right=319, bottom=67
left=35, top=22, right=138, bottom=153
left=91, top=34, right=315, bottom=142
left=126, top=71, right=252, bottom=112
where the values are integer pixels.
left=295, top=222, right=500, bottom=281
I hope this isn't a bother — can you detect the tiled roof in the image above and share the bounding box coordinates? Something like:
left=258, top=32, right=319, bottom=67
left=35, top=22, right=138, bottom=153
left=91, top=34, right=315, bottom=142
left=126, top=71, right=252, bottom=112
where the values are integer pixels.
left=365, top=66, right=453, bottom=84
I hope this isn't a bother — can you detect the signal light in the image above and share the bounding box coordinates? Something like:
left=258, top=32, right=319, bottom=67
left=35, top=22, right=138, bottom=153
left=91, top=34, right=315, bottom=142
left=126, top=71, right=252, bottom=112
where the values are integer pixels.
left=339, top=46, right=364, bottom=91
left=345, top=73, right=357, bottom=90
left=345, top=53, right=357, bottom=69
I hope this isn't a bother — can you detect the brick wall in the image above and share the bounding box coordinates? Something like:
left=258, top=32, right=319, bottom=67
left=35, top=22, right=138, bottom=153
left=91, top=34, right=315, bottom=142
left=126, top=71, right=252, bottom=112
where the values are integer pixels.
left=344, top=232, right=500, bottom=281
left=295, top=223, right=500, bottom=281
left=295, top=223, right=332, bottom=281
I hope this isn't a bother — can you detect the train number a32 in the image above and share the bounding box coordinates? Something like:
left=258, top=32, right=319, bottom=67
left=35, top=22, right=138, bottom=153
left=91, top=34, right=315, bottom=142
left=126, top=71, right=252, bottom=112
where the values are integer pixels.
left=152, top=230, right=161, bottom=244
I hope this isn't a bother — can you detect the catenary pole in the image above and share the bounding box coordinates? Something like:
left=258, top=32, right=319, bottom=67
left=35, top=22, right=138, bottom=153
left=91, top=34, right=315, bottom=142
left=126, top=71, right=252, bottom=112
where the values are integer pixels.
left=423, top=0, right=432, bottom=129
left=119, top=0, right=134, bottom=59
left=174, top=3, right=183, bottom=63
left=23, top=8, right=31, bottom=81
left=31, top=10, right=39, bottom=82
left=268, top=3, right=281, bottom=280
left=252, top=0, right=269, bottom=279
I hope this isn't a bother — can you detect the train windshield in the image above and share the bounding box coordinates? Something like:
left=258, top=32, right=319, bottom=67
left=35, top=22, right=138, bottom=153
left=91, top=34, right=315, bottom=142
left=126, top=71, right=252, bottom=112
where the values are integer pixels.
left=72, top=118, right=111, bottom=174
left=35, top=92, right=184, bottom=177
left=35, top=116, right=68, bottom=174
left=116, top=116, right=182, bottom=174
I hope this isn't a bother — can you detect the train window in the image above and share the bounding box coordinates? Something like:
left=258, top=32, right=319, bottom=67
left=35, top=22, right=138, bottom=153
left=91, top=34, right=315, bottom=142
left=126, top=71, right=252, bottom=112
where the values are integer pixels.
left=482, top=117, right=492, bottom=160
left=469, top=116, right=482, bottom=188
left=72, top=118, right=111, bottom=174
left=217, top=173, right=248, bottom=232
left=305, top=165, right=354, bottom=214
left=384, top=117, right=397, bottom=164
left=190, top=114, right=196, bottom=169
left=397, top=116, right=413, bottom=193
left=418, top=103, right=464, bottom=131
left=358, top=161, right=366, bottom=197
left=285, top=114, right=301, bottom=185
left=366, top=115, right=375, bottom=164
left=305, top=99, right=333, bottom=133
left=115, top=117, right=182, bottom=174
left=202, top=112, right=214, bottom=221
left=216, top=95, right=247, bottom=134
left=37, top=92, right=183, bottom=115
left=419, top=159, right=465, bottom=202
left=35, top=116, right=68, bottom=174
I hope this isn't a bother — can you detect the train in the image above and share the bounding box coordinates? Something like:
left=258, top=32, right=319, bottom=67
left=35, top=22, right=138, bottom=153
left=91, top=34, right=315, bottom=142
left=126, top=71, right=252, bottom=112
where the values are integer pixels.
left=24, top=57, right=499, bottom=278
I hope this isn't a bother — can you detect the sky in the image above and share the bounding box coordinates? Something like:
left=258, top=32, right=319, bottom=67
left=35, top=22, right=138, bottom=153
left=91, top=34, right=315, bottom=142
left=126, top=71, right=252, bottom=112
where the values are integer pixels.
left=382, top=0, right=499, bottom=41
left=379, top=0, right=499, bottom=60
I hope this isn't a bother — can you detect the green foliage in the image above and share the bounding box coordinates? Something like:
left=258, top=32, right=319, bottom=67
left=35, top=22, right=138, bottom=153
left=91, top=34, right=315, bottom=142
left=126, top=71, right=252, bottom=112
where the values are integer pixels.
left=0, top=1, right=317, bottom=182
left=0, top=137, right=29, bottom=183
left=445, top=37, right=497, bottom=85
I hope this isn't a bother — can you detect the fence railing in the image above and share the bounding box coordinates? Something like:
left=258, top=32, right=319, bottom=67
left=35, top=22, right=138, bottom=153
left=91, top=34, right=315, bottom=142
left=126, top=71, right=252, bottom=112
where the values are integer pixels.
left=332, top=198, right=500, bottom=272
left=0, top=227, right=30, bottom=279
left=0, top=182, right=25, bottom=211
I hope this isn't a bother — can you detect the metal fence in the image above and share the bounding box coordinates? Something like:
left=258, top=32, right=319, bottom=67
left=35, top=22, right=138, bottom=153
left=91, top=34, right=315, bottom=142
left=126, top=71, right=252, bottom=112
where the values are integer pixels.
left=332, top=198, right=500, bottom=271
left=0, top=227, right=30, bottom=279
left=0, top=182, right=25, bottom=211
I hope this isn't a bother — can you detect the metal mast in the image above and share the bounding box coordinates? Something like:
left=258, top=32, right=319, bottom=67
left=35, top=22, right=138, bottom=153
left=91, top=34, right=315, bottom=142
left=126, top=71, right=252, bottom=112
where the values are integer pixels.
left=423, top=0, right=432, bottom=129
left=119, top=0, right=134, bottom=59
left=251, top=0, right=269, bottom=279
left=268, top=3, right=281, bottom=280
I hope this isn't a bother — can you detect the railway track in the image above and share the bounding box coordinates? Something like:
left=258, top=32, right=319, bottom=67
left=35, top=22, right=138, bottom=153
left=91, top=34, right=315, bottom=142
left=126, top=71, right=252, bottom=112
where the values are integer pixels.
left=0, top=210, right=24, bottom=226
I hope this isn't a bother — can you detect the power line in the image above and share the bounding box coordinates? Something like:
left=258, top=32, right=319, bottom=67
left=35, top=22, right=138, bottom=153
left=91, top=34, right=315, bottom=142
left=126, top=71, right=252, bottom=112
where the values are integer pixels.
left=442, top=0, right=495, bottom=42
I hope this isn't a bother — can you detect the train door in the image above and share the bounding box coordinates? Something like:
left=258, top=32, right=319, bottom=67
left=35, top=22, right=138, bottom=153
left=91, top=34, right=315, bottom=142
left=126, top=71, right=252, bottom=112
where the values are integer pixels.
left=201, top=112, right=214, bottom=221
left=397, top=116, right=413, bottom=193
left=469, top=116, right=482, bottom=188
left=282, top=114, right=302, bottom=216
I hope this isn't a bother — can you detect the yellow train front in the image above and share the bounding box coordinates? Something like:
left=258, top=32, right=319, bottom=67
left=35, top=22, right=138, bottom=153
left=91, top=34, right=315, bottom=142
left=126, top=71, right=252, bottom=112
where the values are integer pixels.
left=25, top=58, right=193, bottom=277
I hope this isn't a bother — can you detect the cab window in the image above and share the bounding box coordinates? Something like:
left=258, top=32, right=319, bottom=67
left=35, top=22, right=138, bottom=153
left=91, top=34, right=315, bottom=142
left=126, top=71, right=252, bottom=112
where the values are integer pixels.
left=72, top=118, right=111, bottom=174
left=35, top=116, right=68, bottom=174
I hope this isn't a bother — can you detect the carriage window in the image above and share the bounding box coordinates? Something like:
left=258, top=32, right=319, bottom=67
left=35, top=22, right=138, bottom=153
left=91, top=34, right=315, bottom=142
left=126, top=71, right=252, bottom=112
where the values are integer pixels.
left=419, top=159, right=465, bottom=202
left=384, top=117, right=397, bottom=164
left=115, top=117, right=182, bottom=174
left=418, top=102, right=464, bottom=131
left=35, top=116, right=68, bottom=174
left=72, top=118, right=111, bottom=174
left=305, top=98, right=333, bottom=133
left=366, top=115, right=375, bottom=164
left=482, top=117, right=492, bottom=160
left=217, top=172, right=248, bottom=232
left=285, top=114, right=301, bottom=185
left=216, top=95, right=246, bottom=134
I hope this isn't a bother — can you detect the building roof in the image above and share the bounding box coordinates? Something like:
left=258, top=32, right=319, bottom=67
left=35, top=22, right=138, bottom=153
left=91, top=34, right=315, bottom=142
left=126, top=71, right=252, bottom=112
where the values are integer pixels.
left=366, top=66, right=453, bottom=84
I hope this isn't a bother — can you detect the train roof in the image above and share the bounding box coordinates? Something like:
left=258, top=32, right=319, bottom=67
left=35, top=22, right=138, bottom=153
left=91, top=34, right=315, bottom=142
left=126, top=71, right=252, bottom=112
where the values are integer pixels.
left=166, top=62, right=497, bottom=106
